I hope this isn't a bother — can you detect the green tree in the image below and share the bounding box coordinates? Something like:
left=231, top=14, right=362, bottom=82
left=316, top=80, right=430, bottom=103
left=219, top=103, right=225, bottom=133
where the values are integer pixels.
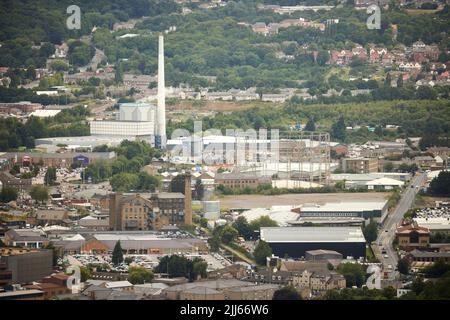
left=249, top=215, right=278, bottom=231
left=337, top=263, right=366, bottom=288
left=383, top=162, right=394, bottom=172
left=253, top=240, right=272, bottom=266
left=192, top=258, right=208, bottom=280
left=29, top=185, right=49, bottom=203
left=428, top=171, right=450, bottom=197
left=220, top=225, right=238, bottom=244
left=115, top=62, right=124, bottom=84
left=331, top=116, right=346, bottom=141
left=304, top=118, right=316, bottom=131
left=316, top=50, right=330, bottom=66
left=397, top=75, right=403, bottom=88
left=0, top=186, right=18, bottom=203
left=50, top=59, right=69, bottom=72
left=154, top=255, right=207, bottom=281
left=362, top=220, right=378, bottom=243
left=272, top=286, right=301, bottom=300
left=232, top=216, right=253, bottom=240
left=128, top=266, right=154, bottom=284
left=110, top=172, right=139, bottom=192
left=44, top=167, right=57, bottom=185
left=423, top=259, right=450, bottom=278
left=80, top=266, right=92, bottom=282
left=397, top=257, right=410, bottom=275
left=112, top=241, right=124, bottom=265
left=136, top=172, right=160, bottom=191
left=169, top=174, right=186, bottom=194
left=385, top=73, right=392, bottom=87
left=194, top=179, right=204, bottom=200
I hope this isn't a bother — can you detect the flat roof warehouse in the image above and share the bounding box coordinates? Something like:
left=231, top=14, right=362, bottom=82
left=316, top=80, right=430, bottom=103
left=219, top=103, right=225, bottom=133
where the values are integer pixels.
left=260, top=227, right=366, bottom=243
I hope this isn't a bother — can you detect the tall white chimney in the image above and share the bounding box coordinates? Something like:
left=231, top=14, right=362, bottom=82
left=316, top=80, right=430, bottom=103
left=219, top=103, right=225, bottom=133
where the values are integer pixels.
left=156, top=34, right=167, bottom=149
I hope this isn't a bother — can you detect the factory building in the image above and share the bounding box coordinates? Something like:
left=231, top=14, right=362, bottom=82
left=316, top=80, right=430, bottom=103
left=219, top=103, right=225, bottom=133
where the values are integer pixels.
left=260, top=227, right=366, bottom=259
left=109, top=192, right=186, bottom=231
left=34, top=36, right=167, bottom=150
left=90, top=103, right=156, bottom=139
left=240, top=201, right=388, bottom=227
left=292, top=201, right=389, bottom=222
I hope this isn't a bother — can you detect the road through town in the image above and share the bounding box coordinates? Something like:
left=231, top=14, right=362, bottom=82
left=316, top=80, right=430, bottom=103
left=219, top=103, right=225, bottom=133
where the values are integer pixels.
left=376, top=172, right=426, bottom=281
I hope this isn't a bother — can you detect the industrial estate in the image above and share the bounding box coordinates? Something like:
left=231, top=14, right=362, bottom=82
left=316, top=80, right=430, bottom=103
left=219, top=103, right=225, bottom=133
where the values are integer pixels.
left=0, top=0, right=450, bottom=303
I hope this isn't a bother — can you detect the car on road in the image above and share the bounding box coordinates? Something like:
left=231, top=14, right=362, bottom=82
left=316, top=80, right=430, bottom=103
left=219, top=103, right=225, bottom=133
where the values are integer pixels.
left=384, top=230, right=388, bottom=233
left=384, top=254, right=389, bottom=259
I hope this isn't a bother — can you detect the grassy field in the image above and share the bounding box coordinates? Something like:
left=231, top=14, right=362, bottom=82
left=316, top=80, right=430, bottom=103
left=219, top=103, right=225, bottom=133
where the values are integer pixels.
left=405, top=8, right=442, bottom=15
left=414, top=195, right=450, bottom=208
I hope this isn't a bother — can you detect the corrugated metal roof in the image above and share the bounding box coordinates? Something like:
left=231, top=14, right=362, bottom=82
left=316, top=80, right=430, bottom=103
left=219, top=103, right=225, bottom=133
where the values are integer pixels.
left=260, top=227, right=366, bottom=243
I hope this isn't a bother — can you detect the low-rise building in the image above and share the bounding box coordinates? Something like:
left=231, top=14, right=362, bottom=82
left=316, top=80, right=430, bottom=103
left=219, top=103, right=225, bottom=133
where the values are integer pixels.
left=4, top=229, right=49, bottom=249
left=30, top=209, right=70, bottom=226
left=109, top=192, right=186, bottom=231
left=305, top=249, right=343, bottom=262
left=406, top=250, right=450, bottom=263
left=395, top=222, right=430, bottom=251
left=366, top=177, right=404, bottom=190
left=0, top=247, right=53, bottom=284
left=24, top=273, right=71, bottom=299
left=251, top=262, right=345, bottom=293
left=0, top=289, right=45, bottom=300
left=0, top=152, right=116, bottom=168
left=0, top=171, right=32, bottom=192
left=215, top=172, right=271, bottom=190
left=414, top=156, right=436, bottom=168
left=341, top=157, right=379, bottom=173
left=162, top=279, right=276, bottom=300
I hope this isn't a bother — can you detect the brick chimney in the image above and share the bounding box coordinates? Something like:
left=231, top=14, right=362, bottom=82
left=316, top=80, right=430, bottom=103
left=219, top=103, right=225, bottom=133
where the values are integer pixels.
left=109, top=193, right=122, bottom=230
left=184, top=173, right=192, bottom=225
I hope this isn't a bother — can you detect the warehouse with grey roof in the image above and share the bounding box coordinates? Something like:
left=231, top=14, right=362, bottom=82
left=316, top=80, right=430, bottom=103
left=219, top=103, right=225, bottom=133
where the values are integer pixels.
left=260, top=227, right=366, bottom=259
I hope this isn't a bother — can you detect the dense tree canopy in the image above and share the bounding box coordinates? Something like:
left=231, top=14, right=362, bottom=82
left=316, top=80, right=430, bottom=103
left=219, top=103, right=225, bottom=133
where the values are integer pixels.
left=428, top=171, right=450, bottom=197
left=154, top=255, right=207, bottom=281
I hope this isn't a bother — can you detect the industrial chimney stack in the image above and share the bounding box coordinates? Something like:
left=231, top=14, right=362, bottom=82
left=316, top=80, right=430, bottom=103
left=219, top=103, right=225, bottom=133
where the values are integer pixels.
left=156, top=34, right=167, bottom=149
left=184, top=172, right=192, bottom=225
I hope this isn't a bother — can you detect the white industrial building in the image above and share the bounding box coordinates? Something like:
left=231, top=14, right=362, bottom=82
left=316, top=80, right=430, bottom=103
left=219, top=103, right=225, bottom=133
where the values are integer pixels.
left=366, top=177, right=404, bottom=190
left=240, top=200, right=389, bottom=226
left=29, top=109, right=61, bottom=118
left=33, top=35, right=168, bottom=150
left=331, top=172, right=411, bottom=189
left=90, top=102, right=156, bottom=137
left=90, top=120, right=155, bottom=137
